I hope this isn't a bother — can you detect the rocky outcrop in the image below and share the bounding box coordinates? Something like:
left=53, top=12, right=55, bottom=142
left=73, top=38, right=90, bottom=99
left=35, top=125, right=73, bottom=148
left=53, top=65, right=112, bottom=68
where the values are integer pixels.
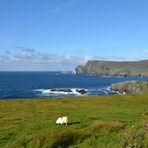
left=75, top=60, right=148, bottom=76
left=50, top=89, right=72, bottom=93
left=76, top=89, right=87, bottom=94
left=110, top=81, right=148, bottom=94
left=50, top=88, right=87, bottom=95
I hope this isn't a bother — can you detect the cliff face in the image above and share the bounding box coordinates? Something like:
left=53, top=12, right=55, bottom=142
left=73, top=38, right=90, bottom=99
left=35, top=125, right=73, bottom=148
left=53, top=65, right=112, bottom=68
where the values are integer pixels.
left=110, top=81, right=148, bottom=94
left=75, top=60, right=148, bottom=76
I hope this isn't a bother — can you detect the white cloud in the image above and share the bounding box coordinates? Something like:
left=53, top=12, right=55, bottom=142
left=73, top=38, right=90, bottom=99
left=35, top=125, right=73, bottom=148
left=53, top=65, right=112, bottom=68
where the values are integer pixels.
left=52, top=0, right=78, bottom=13
left=125, top=49, right=148, bottom=61
left=1, top=48, right=146, bottom=71
left=135, top=49, right=148, bottom=54
left=0, top=48, right=90, bottom=71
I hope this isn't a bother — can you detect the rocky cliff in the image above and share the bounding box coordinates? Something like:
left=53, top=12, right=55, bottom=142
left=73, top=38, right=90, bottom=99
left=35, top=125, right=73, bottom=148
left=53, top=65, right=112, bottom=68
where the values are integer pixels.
left=75, top=60, right=148, bottom=76
left=110, top=81, right=148, bottom=94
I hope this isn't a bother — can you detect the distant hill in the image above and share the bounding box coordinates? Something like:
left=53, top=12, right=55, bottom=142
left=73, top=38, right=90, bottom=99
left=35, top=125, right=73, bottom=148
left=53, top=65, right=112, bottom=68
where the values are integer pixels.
left=75, top=60, right=148, bottom=76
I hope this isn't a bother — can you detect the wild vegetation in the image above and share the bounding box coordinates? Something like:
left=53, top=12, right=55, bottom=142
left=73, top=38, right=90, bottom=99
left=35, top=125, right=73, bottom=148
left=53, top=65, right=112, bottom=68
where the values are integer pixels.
left=0, top=94, right=148, bottom=147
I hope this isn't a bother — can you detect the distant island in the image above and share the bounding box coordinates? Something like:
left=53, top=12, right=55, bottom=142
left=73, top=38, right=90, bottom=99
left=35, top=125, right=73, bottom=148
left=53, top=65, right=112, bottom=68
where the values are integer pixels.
left=75, top=59, right=148, bottom=77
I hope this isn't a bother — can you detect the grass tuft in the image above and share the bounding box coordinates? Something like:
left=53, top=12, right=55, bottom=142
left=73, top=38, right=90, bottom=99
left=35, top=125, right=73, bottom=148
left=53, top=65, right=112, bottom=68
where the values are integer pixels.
left=88, top=120, right=124, bottom=132
left=50, top=130, right=82, bottom=148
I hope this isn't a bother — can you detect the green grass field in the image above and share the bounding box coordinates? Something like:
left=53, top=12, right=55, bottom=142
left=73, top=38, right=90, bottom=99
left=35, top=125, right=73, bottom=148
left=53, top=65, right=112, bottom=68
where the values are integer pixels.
left=0, top=94, right=148, bottom=148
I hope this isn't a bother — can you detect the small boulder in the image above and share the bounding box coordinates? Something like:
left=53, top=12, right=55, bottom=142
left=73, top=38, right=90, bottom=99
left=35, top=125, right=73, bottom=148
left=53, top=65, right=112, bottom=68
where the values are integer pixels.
left=76, top=89, right=87, bottom=94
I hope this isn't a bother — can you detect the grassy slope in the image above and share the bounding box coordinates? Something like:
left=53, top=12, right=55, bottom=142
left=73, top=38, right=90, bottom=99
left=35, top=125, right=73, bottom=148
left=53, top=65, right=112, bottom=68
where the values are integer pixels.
left=0, top=95, right=148, bottom=147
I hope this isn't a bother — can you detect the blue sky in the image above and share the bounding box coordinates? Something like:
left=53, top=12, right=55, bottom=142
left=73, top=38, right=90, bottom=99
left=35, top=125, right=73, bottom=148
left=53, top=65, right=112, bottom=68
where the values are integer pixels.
left=0, top=0, right=148, bottom=71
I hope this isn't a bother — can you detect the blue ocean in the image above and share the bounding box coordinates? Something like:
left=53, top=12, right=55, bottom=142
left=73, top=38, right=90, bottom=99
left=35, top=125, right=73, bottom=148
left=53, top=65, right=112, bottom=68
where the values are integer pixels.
left=0, top=72, right=148, bottom=99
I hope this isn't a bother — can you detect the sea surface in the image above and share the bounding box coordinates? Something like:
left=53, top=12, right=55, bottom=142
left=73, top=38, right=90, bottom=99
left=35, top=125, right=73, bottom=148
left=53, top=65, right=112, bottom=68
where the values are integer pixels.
left=0, top=71, right=148, bottom=99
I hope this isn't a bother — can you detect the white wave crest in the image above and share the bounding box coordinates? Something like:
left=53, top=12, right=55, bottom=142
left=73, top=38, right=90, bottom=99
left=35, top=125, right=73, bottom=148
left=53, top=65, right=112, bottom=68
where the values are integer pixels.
left=34, top=88, right=85, bottom=95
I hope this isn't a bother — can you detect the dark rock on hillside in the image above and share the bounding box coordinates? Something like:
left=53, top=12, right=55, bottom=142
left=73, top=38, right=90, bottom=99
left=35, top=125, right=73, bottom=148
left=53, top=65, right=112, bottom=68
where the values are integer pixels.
left=75, top=60, right=148, bottom=76
left=110, top=81, right=148, bottom=94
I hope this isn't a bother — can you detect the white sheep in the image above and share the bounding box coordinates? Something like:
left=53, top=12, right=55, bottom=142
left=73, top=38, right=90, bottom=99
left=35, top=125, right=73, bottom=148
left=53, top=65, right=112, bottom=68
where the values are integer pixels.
left=61, top=116, right=68, bottom=125
left=56, top=116, right=68, bottom=125
left=56, top=117, right=62, bottom=125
